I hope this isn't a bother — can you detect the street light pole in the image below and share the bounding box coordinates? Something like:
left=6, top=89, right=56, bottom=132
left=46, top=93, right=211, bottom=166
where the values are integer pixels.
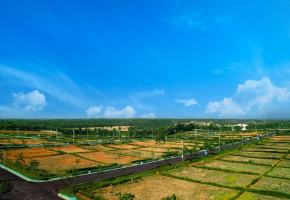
left=73, top=129, right=75, bottom=144
left=182, top=139, right=184, bottom=162
left=175, top=129, right=176, bottom=140
left=242, top=131, right=243, bottom=145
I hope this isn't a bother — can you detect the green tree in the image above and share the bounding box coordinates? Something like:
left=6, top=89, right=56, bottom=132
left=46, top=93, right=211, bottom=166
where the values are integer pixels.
left=0, top=177, right=14, bottom=200
left=162, top=194, right=176, bottom=200
left=14, top=153, right=25, bottom=165
left=28, top=159, right=40, bottom=171
left=116, top=192, right=135, bottom=200
left=75, top=158, right=81, bottom=168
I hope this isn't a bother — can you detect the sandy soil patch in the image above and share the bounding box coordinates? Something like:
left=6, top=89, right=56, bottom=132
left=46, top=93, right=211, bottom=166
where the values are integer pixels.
left=93, top=175, right=239, bottom=200
left=85, top=126, right=131, bottom=131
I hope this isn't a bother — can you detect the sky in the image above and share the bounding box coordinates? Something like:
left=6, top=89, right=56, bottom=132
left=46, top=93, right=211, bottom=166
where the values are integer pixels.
left=1, top=0, right=290, bottom=119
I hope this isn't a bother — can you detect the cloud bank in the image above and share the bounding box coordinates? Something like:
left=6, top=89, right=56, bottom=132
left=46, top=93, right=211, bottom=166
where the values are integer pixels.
left=13, top=90, right=46, bottom=111
left=205, top=77, right=290, bottom=117
left=86, top=106, right=102, bottom=118
left=87, top=106, right=136, bottom=118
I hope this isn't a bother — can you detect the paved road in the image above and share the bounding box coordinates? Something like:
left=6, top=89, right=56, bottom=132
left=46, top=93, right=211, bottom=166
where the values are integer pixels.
left=0, top=131, right=276, bottom=200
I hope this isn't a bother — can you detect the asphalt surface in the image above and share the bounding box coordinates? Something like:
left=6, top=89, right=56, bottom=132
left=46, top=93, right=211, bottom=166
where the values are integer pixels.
left=0, top=131, right=276, bottom=200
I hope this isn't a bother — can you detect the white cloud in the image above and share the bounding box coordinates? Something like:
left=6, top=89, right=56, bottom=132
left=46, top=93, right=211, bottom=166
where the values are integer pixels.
left=13, top=90, right=46, bottom=111
left=86, top=106, right=102, bottom=118
left=205, top=77, right=290, bottom=117
left=139, top=113, right=156, bottom=118
left=175, top=99, right=198, bottom=106
left=0, top=65, right=89, bottom=107
left=103, top=106, right=136, bottom=118
left=205, top=98, right=245, bottom=117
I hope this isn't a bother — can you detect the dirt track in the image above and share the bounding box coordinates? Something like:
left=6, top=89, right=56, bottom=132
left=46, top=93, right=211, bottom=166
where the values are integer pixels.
left=0, top=132, right=275, bottom=200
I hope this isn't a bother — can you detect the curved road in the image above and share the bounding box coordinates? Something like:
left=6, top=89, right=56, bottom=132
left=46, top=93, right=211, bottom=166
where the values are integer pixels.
left=0, top=131, right=276, bottom=199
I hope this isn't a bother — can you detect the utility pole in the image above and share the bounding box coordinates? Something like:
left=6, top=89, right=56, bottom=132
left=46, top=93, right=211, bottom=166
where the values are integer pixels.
left=119, top=129, right=120, bottom=142
left=56, top=129, right=57, bottom=139
left=17, top=128, right=19, bottom=138
left=73, top=129, right=75, bottom=144
left=87, top=130, right=88, bottom=139
left=182, top=139, right=184, bottom=162
left=256, top=129, right=258, bottom=140
left=242, top=132, right=243, bottom=145
left=152, top=129, right=153, bottom=140
left=175, top=129, right=176, bottom=140
left=219, top=134, right=221, bottom=151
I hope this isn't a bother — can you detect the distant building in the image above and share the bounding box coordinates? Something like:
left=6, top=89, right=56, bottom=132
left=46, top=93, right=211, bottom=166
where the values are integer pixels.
left=236, top=124, right=248, bottom=130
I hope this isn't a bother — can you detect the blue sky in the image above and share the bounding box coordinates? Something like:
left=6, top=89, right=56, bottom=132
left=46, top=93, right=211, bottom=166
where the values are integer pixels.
left=1, top=0, right=290, bottom=119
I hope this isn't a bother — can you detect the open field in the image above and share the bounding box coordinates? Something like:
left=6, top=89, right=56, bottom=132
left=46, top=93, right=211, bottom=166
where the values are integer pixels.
left=238, top=192, right=287, bottom=200
left=267, top=167, right=290, bottom=179
left=168, top=166, right=258, bottom=187
left=243, top=147, right=288, bottom=153
left=251, top=176, right=290, bottom=194
left=198, top=160, right=271, bottom=174
left=218, top=155, right=279, bottom=166
left=234, top=151, right=285, bottom=159
left=93, top=175, right=239, bottom=200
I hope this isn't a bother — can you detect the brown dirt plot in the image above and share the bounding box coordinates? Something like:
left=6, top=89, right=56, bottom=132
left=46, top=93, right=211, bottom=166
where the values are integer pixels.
left=7, top=148, right=59, bottom=160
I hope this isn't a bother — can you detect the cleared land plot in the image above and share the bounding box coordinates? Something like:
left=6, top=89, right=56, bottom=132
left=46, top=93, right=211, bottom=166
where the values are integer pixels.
left=8, top=148, right=59, bottom=160
left=267, top=167, right=290, bottom=179
left=50, top=145, right=92, bottom=153
left=255, top=145, right=290, bottom=150
left=116, top=149, right=162, bottom=158
left=0, top=140, right=11, bottom=145
left=78, top=151, right=142, bottom=164
left=219, top=155, right=278, bottom=166
left=234, top=152, right=285, bottom=159
left=243, top=148, right=288, bottom=153
left=239, top=192, right=286, bottom=200
left=199, top=160, right=271, bottom=174
left=25, top=154, right=97, bottom=174
left=270, top=136, right=290, bottom=141
left=82, top=144, right=116, bottom=151
left=131, top=141, right=156, bottom=147
left=168, top=166, right=258, bottom=187
left=106, top=144, right=140, bottom=150
left=93, top=175, right=239, bottom=200
left=138, top=147, right=181, bottom=153
left=251, top=176, right=290, bottom=194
